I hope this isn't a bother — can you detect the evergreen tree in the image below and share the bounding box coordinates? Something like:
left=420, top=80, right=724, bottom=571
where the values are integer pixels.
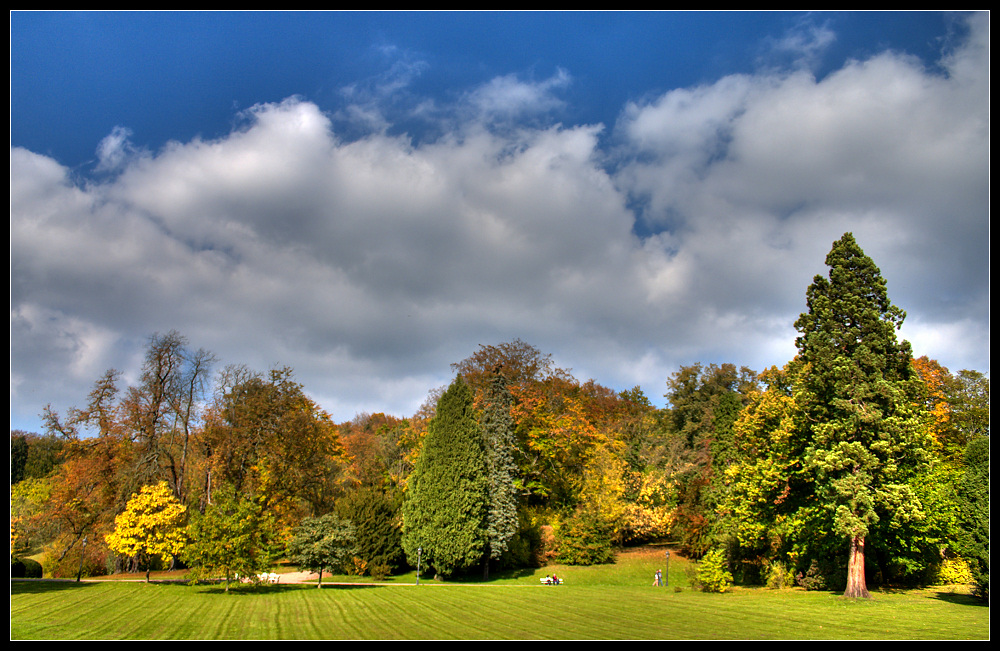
left=793, top=233, right=931, bottom=598
left=481, top=371, right=519, bottom=579
left=337, top=486, right=404, bottom=577
left=401, top=376, right=489, bottom=577
left=955, top=436, right=989, bottom=599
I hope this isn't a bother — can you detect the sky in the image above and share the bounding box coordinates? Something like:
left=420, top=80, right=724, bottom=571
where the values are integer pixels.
left=10, top=11, right=990, bottom=434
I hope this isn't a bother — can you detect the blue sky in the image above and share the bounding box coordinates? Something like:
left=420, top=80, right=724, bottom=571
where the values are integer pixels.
left=10, top=11, right=990, bottom=433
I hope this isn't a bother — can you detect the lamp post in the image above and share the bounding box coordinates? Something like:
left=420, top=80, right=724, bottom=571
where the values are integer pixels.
left=416, top=547, right=422, bottom=586
left=76, top=535, right=88, bottom=583
left=664, top=550, right=670, bottom=587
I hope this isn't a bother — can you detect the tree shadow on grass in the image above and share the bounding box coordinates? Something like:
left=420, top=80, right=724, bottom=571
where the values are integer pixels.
left=11, top=579, right=102, bottom=594
left=929, top=590, right=989, bottom=607
left=191, top=582, right=389, bottom=595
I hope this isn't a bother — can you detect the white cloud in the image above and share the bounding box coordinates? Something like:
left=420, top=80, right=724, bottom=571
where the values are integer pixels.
left=10, top=14, right=989, bottom=432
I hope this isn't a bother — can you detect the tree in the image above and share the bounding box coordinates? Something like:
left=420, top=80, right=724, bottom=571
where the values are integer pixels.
left=183, top=484, right=280, bottom=592
left=10, top=430, right=66, bottom=485
left=105, top=481, right=187, bottom=582
left=451, top=339, right=556, bottom=401
left=720, top=364, right=812, bottom=572
left=955, top=436, right=989, bottom=599
left=336, top=486, right=404, bottom=578
left=200, top=366, right=346, bottom=520
left=286, top=513, right=357, bottom=588
left=662, top=363, right=758, bottom=558
left=480, top=370, right=519, bottom=578
left=121, top=331, right=215, bottom=501
left=401, top=376, right=489, bottom=577
left=793, top=233, right=931, bottom=598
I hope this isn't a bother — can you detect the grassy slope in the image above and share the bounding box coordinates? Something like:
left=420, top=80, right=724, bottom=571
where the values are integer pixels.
left=11, top=547, right=988, bottom=640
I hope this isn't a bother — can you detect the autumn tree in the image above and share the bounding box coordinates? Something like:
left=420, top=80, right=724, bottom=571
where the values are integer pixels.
left=105, top=481, right=188, bottom=582
left=451, top=339, right=556, bottom=402
left=120, top=331, right=215, bottom=501
left=199, top=366, right=345, bottom=520
left=793, top=233, right=931, bottom=598
left=401, top=376, right=489, bottom=577
left=719, top=364, right=820, bottom=582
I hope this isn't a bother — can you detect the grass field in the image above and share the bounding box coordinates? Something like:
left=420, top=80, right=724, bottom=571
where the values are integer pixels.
left=11, top=547, right=989, bottom=640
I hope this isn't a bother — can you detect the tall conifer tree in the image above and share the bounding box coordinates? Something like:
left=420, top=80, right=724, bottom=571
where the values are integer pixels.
left=401, top=376, right=489, bottom=577
left=481, top=370, right=519, bottom=578
left=794, top=233, right=930, bottom=598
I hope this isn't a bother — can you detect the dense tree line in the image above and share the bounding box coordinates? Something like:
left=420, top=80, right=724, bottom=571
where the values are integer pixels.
left=10, top=235, right=988, bottom=598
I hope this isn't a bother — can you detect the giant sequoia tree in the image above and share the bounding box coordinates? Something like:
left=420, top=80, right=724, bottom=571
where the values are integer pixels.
left=793, top=233, right=930, bottom=598
left=401, top=376, right=489, bottom=577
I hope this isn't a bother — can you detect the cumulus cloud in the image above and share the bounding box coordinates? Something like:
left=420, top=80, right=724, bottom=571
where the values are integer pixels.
left=10, top=14, right=989, bottom=430
left=615, top=11, right=989, bottom=366
left=94, top=126, right=142, bottom=173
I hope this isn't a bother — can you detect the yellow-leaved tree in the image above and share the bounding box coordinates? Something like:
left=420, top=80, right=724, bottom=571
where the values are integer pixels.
left=105, top=481, right=187, bottom=582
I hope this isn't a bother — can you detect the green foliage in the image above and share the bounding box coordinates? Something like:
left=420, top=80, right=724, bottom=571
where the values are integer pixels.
left=554, top=510, right=615, bottom=566
left=481, top=371, right=519, bottom=568
left=182, top=485, right=280, bottom=591
left=795, top=559, right=830, bottom=591
left=10, top=557, right=43, bottom=578
left=932, top=556, right=975, bottom=586
left=336, top=486, right=403, bottom=576
left=10, top=431, right=66, bottom=485
left=401, top=376, right=489, bottom=577
left=765, top=560, right=794, bottom=589
left=498, top=505, right=546, bottom=569
left=662, top=363, right=759, bottom=558
left=10, top=475, right=54, bottom=556
left=696, top=548, right=734, bottom=593
left=793, top=233, right=932, bottom=597
left=954, top=436, right=989, bottom=599
left=287, top=513, right=357, bottom=587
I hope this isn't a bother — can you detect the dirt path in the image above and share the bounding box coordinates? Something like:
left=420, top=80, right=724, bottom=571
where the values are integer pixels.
left=279, top=571, right=324, bottom=584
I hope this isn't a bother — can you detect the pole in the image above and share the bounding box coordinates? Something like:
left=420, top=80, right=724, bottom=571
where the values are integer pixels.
left=76, top=535, right=88, bottom=582
left=416, top=547, right=422, bottom=586
left=664, top=550, right=670, bottom=587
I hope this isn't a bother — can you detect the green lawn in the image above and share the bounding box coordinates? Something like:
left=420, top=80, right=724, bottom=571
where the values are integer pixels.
left=11, top=548, right=988, bottom=640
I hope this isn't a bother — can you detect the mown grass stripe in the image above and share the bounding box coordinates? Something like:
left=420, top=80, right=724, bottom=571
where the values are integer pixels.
left=11, top=579, right=987, bottom=640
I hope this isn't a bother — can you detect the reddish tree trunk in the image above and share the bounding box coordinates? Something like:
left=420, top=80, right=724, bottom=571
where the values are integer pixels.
left=844, top=535, right=870, bottom=598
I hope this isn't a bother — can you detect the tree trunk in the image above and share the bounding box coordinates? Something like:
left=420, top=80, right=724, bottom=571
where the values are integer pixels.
left=844, top=535, right=870, bottom=598
left=317, top=568, right=323, bottom=589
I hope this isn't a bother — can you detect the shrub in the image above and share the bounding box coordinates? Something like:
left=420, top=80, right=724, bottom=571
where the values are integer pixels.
left=554, top=511, right=615, bottom=566
left=696, top=548, right=733, bottom=593
left=765, top=560, right=794, bottom=589
left=11, top=557, right=43, bottom=578
left=795, top=559, right=828, bottom=591
left=368, top=562, right=392, bottom=581
left=932, top=556, right=975, bottom=586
